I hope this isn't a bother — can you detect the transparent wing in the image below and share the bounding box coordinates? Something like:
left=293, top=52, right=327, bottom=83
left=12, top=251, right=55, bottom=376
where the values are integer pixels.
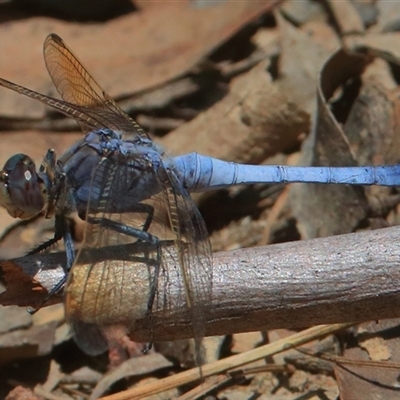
left=64, top=154, right=212, bottom=359
left=0, top=77, right=128, bottom=132
left=44, top=34, right=125, bottom=115
left=0, top=33, right=148, bottom=139
left=43, top=33, right=149, bottom=140
left=162, top=168, right=213, bottom=366
left=65, top=157, right=162, bottom=355
left=65, top=238, right=164, bottom=356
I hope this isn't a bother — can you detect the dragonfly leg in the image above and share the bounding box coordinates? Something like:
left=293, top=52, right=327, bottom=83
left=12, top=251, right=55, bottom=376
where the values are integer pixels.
left=116, top=202, right=154, bottom=232
left=87, top=216, right=159, bottom=245
left=142, top=342, right=153, bottom=354
left=27, top=215, right=75, bottom=272
left=141, top=203, right=154, bottom=232
left=27, top=215, right=75, bottom=314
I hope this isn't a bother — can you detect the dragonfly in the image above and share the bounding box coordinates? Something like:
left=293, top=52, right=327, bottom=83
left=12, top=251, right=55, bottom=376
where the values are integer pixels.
left=1, top=34, right=400, bottom=359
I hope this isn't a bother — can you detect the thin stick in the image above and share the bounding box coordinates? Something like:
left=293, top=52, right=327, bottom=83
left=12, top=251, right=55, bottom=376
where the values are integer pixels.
left=99, top=323, right=355, bottom=400
left=1, top=227, right=400, bottom=341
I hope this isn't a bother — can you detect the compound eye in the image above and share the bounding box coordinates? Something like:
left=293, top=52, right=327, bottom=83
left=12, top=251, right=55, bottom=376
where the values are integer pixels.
left=0, top=154, right=46, bottom=219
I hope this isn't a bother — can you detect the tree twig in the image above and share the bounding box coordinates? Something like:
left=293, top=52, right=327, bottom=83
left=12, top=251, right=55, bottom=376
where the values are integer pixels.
left=1, top=226, right=400, bottom=342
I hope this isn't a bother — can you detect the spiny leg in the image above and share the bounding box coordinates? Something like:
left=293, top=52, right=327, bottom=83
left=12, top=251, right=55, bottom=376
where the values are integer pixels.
left=27, top=215, right=74, bottom=313
left=140, top=203, right=154, bottom=233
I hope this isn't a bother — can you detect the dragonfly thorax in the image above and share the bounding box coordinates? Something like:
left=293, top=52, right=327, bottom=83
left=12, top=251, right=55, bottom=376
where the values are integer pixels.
left=56, top=128, right=166, bottom=214
left=0, top=154, right=47, bottom=219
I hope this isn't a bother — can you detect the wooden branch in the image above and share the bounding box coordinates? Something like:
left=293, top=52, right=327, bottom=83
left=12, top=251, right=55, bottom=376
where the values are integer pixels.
left=1, top=226, right=400, bottom=342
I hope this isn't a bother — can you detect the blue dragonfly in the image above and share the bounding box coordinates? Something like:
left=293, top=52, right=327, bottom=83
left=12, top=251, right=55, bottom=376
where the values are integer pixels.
left=0, top=34, right=399, bottom=360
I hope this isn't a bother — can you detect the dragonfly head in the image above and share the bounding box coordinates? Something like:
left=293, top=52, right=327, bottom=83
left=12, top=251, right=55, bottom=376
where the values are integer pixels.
left=0, top=154, right=47, bottom=219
